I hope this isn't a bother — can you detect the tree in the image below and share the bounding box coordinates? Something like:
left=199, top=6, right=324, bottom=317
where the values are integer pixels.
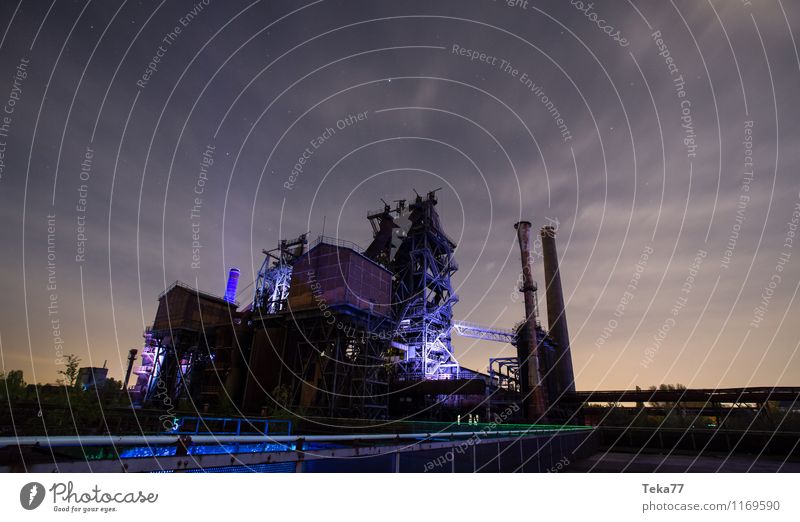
left=635, top=385, right=644, bottom=408
left=103, top=378, right=122, bottom=393
left=0, top=370, right=26, bottom=399
left=57, top=354, right=81, bottom=388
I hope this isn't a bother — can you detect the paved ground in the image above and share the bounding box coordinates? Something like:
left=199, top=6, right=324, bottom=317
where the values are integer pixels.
left=568, top=451, right=800, bottom=472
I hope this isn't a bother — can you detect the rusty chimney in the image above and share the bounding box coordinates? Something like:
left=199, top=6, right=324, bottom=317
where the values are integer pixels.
left=123, top=348, right=138, bottom=390
left=540, top=225, right=575, bottom=394
left=514, top=221, right=547, bottom=419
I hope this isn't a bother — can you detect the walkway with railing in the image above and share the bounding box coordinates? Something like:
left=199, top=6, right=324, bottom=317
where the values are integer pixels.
left=308, top=235, right=365, bottom=253
left=0, top=425, right=596, bottom=473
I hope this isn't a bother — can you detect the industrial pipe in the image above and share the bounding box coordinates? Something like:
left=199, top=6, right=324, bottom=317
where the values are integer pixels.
left=514, top=221, right=547, bottom=419
left=540, top=225, right=575, bottom=394
left=224, top=267, right=240, bottom=303
left=123, top=349, right=137, bottom=390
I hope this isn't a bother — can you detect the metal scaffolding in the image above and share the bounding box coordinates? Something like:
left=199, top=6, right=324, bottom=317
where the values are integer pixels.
left=253, top=234, right=307, bottom=314
left=452, top=320, right=518, bottom=345
left=489, top=357, right=520, bottom=392
left=278, top=313, right=391, bottom=419
left=267, top=238, right=394, bottom=419
left=390, top=190, right=460, bottom=380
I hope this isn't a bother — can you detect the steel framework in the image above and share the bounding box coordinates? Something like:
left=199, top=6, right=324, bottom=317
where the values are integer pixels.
left=277, top=312, right=392, bottom=419
left=390, top=190, right=460, bottom=379
left=365, top=199, right=404, bottom=266
left=137, top=329, right=201, bottom=405
left=253, top=234, right=307, bottom=314
left=133, top=328, right=163, bottom=402
left=489, top=357, right=520, bottom=392
left=452, top=320, right=518, bottom=345
left=132, top=325, right=193, bottom=404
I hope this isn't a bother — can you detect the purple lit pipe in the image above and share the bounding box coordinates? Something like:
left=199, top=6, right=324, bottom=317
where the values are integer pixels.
left=224, top=268, right=240, bottom=303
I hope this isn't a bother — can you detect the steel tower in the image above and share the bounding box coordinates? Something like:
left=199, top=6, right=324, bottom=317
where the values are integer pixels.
left=390, top=190, right=460, bottom=379
left=253, top=234, right=307, bottom=314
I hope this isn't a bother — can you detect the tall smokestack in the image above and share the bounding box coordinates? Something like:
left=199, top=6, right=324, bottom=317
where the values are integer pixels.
left=514, top=221, right=547, bottom=419
left=540, top=225, right=575, bottom=394
left=124, top=349, right=138, bottom=390
left=224, top=267, right=240, bottom=303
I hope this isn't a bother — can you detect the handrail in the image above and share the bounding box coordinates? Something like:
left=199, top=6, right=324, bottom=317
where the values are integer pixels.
left=308, top=235, right=365, bottom=253
left=0, top=427, right=593, bottom=448
left=157, top=280, right=236, bottom=305
left=452, top=320, right=517, bottom=337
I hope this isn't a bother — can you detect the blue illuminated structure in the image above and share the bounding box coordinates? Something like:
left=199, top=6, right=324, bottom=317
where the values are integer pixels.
left=452, top=320, right=518, bottom=345
left=120, top=442, right=293, bottom=459
left=132, top=328, right=165, bottom=403
left=253, top=234, right=307, bottom=313
left=390, top=190, right=460, bottom=380
left=224, top=268, right=240, bottom=303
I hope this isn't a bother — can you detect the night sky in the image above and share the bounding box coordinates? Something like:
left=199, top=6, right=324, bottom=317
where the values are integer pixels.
left=0, top=0, right=798, bottom=392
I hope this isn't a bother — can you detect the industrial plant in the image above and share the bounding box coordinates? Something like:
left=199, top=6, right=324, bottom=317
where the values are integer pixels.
left=6, top=189, right=796, bottom=473
left=128, top=190, right=576, bottom=424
